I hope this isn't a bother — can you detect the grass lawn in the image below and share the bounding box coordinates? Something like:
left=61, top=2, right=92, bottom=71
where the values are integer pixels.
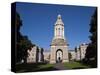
left=63, top=61, right=90, bottom=69
left=16, top=63, right=56, bottom=72
left=39, top=64, right=54, bottom=68
left=16, top=61, right=90, bottom=72
left=37, top=61, right=90, bottom=70
left=36, top=64, right=57, bottom=71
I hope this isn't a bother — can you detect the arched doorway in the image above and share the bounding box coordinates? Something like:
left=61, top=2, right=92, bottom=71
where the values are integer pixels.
left=56, top=49, right=63, bottom=63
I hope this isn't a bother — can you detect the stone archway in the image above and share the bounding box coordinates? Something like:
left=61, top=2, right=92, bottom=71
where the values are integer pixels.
left=56, top=49, right=63, bottom=63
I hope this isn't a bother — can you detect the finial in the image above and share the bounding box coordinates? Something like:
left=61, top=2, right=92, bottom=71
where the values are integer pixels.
left=58, top=14, right=61, bottom=19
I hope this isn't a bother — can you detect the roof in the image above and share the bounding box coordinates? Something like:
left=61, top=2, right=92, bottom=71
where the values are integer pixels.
left=55, top=14, right=64, bottom=25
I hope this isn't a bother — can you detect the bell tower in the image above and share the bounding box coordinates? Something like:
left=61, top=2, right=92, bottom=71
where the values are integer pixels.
left=50, top=14, right=69, bottom=63
left=54, top=14, right=65, bottom=39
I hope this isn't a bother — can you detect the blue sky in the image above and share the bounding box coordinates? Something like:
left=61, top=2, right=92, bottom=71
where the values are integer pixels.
left=16, top=2, right=96, bottom=51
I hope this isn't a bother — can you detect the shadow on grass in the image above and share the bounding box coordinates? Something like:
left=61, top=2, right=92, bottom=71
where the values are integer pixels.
left=16, top=63, right=44, bottom=72
left=16, top=63, right=58, bottom=73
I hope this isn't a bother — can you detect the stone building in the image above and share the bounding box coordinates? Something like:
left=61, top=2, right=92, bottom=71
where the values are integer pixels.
left=43, top=52, right=50, bottom=63
left=75, top=43, right=88, bottom=61
left=69, top=50, right=76, bottom=61
left=26, top=14, right=88, bottom=64
left=50, top=14, right=69, bottom=63
left=75, top=46, right=81, bottom=60
left=27, top=46, right=44, bottom=63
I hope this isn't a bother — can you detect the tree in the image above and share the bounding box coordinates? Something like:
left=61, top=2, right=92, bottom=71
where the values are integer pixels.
left=15, top=12, right=23, bottom=63
left=84, top=8, right=97, bottom=67
left=16, top=12, right=22, bottom=31
left=41, top=48, right=44, bottom=62
left=16, top=12, right=34, bottom=63
left=68, top=53, right=72, bottom=61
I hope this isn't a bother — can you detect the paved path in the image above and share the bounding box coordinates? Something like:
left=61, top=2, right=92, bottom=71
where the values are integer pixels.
left=54, top=63, right=69, bottom=70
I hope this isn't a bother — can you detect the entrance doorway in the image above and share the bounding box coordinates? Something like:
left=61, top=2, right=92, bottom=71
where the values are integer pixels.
left=56, top=49, right=63, bottom=63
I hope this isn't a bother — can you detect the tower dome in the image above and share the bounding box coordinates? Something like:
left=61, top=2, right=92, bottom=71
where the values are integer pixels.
left=55, top=14, right=64, bottom=25
left=58, top=14, right=61, bottom=19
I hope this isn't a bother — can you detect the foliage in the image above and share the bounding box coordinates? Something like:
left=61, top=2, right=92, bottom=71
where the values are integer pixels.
left=16, top=12, right=34, bottom=63
left=84, top=8, right=97, bottom=68
left=41, top=48, right=44, bottom=61
left=68, top=52, right=72, bottom=61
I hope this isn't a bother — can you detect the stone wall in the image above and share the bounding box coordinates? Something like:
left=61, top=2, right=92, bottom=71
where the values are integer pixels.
left=69, top=50, right=76, bottom=60
left=27, top=46, right=44, bottom=63
left=75, top=43, right=88, bottom=61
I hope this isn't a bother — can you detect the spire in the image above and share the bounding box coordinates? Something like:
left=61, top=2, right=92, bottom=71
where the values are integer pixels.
left=54, top=14, right=65, bottom=40
left=55, top=14, right=64, bottom=25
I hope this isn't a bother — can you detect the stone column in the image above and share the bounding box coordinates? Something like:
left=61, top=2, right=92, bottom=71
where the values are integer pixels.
left=62, top=46, right=69, bottom=62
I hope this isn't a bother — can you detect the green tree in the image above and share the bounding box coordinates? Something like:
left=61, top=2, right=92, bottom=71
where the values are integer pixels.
left=84, top=8, right=97, bottom=67
left=16, top=12, right=34, bottom=63
left=41, top=48, right=44, bottom=62
left=68, top=53, right=72, bottom=61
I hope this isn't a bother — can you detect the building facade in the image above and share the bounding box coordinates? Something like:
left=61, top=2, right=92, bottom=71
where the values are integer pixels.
left=27, top=46, right=44, bottom=63
left=69, top=50, right=76, bottom=61
left=43, top=52, right=50, bottom=63
left=75, top=43, right=88, bottom=61
left=26, top=15, right=88, bottom=64
left=50, top=14, right=69, bottom=63
left=75, top=46, right=81, bottom=60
